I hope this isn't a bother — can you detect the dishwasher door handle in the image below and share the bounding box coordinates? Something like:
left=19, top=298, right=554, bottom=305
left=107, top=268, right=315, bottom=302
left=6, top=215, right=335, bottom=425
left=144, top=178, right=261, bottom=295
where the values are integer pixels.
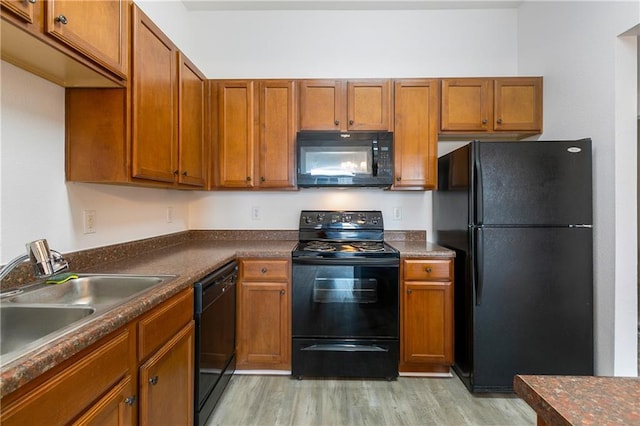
left=301, top=344, right=389, bottom=352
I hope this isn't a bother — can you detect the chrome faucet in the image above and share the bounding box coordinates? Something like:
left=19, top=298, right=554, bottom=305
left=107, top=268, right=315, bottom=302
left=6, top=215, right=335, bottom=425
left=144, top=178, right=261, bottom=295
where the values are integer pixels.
left=0, top=239, right=68, bottom=282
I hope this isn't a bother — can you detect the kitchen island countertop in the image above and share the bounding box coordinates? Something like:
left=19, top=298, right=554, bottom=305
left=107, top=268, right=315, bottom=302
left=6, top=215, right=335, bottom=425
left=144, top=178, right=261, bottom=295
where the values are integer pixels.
left=514, top=374, right=640, bottom=425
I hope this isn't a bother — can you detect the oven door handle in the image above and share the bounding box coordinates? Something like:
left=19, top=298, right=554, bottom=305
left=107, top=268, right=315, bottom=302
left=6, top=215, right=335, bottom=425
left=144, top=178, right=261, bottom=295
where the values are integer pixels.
left=301, top=344, right=389, bottom=353
left=292, top=257, right=399, bottom=266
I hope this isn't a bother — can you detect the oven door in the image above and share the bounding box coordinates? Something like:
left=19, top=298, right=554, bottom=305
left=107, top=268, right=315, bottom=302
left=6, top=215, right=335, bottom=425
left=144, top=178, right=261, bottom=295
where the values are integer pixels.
left=292, top=258, right=399, bottom=339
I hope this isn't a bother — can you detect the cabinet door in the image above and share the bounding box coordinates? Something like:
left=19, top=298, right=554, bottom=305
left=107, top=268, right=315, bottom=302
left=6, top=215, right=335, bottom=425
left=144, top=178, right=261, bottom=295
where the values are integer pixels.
left=440, top=78, right=492, bottom=132
left=298, top=79, right=344, bottom=131
left=393, top=79, right=439, bottom=189
left=46, top=0, right=128, bottom=78
left=131, top=6, right=178, bottom=184
left=494, top=77, right=542, bottom=132
left=402, top=281, right=453, bottom=365
left=258, top=80, right=296, bottom=188
left=71, top=376, right=135, bottom=426
left=139, top=321, right=194, bottom=426
left=1, top=0, right=37, bottom=24
left=238, top=281, right=290, bottom=369
left=347, top=79, right=391, bottom=131
left=217, top=80, right=256, bottom=188
left=178, top=53, right=207, bottom=188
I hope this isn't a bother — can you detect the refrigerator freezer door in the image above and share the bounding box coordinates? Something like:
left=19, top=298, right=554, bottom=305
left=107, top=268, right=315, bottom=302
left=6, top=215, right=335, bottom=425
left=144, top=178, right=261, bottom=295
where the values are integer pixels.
left=473, top=140, right=592, bottom=226
left=472, top=226, right=593, bottom=392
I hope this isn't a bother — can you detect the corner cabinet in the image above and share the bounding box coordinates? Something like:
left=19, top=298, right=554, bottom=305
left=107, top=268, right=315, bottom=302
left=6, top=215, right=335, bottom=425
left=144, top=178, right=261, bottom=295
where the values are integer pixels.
left=0, top=288, right=194, bottom=425
left=392, top=79, right=439, bottom=190
left=211, top=80, right=296, bottom=190
left=65, top=4, right=207, bottom=189
left=440, top=77, right=543, bottom=138
left=237, top=258, right=291, bottom=370
left=298, top=79, right=392, bottom=132
left=400, top=258, right=454, bottom=374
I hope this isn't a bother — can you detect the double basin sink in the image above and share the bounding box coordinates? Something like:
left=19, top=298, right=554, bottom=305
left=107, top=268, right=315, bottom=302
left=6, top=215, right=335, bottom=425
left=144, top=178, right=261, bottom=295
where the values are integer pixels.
left=0, top=274, right=176, bottom=366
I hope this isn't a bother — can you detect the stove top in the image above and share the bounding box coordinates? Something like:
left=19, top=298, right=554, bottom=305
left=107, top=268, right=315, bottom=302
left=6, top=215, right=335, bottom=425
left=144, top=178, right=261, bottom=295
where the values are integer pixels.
left=293, top=210, right=398, bottom=259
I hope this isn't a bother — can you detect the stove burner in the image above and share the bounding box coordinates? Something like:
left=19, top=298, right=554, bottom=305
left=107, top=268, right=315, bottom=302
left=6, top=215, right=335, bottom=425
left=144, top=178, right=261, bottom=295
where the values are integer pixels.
left=303, top=241, right=336, bottom=252
left=351, top=242, right=385, bottom=253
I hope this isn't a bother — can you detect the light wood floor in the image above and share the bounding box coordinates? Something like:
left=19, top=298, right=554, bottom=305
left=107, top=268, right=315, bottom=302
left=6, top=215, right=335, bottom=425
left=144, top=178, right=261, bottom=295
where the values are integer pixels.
left=205, top=373, right=536, bottom=426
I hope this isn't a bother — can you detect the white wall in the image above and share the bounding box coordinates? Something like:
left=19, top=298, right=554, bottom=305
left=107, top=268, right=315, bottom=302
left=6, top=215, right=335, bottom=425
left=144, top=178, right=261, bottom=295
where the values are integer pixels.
left=517, top=1, right=639, bottom=376
left=0, top=61, right=193, bottom=261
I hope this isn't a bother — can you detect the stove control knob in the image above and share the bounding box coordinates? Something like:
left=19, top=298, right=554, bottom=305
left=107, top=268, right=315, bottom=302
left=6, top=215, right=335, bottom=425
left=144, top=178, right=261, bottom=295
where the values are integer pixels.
left=304, top=216, right=312, bottom=224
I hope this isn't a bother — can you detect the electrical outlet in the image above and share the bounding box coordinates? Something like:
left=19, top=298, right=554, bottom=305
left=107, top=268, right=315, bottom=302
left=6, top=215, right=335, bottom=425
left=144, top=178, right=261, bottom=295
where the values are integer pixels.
left=393, top=207, right=402, bottom=220
left=166, top=206, right=173, bottom=223
left=251, top=206, right=261, bottom=221
left=83, top=210, right=96, bottom=234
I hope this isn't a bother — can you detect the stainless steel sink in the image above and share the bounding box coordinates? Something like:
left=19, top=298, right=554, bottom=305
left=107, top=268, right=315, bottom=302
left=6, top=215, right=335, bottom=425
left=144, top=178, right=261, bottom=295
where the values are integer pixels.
left=8, top=274, right=174, bottom=306
left=0, top=305, right=95, bottom=356
left=0, top=273, right=176, bottom=365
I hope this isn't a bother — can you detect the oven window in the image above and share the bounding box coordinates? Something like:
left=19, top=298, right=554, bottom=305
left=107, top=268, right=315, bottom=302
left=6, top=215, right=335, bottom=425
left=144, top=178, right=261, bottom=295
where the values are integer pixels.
left=313, top=278, right=378, bottom=304
left=299, top=146, right=372, bottom=176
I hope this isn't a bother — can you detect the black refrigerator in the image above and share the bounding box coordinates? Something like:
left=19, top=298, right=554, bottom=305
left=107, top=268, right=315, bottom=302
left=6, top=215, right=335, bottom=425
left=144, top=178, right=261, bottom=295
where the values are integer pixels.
left=434, top=139, right=594, bottom=393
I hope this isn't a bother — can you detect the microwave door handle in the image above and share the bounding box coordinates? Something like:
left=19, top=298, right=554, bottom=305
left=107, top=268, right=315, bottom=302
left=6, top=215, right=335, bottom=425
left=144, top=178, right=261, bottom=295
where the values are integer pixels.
left=372, top=139, right=379, bottom=176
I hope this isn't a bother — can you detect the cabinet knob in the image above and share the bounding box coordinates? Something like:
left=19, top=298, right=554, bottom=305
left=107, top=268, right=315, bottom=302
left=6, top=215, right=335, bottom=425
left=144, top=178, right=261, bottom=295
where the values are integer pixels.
left=173, top=170, right=179, bottom=176
left=148, top=376, right=159, bottom=386
left=425, top=267, right=432, bottom=273
left=280, top=289, right=285, bottom=296
left=55, top=15, right=68, bottom=25
left=496, top=118, right=503, bottom=124
left=124, top=396, right=137, bottom=406
left=260, top=176, right=265, bottom=182
left=396, top=176, right=401, bottom=182
left=246, top=176, right=251, bottom=182
left=261, top=267, right=267, bottom=274
left=182, top=171, right=187, bottom=176
left=349, top=119, right=354, bottom=125
left=334, top=120, right=339, bottom=126
left=482, top=118, right=488, bottom=125
left=407, top=289, right=412, bottom=295
left=27, top=0, right=36, bottom=4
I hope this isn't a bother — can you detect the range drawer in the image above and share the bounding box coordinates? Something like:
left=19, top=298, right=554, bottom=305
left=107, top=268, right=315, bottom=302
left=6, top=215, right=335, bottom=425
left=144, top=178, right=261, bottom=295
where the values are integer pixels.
left=403, top=259, right=452, bottom=281
left=241, top=259, right=290, bottom=281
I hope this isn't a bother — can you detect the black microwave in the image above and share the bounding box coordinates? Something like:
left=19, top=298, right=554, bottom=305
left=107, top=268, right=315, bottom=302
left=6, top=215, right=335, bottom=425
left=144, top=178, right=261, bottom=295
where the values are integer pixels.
left=296, top=131, right=394, bottom=188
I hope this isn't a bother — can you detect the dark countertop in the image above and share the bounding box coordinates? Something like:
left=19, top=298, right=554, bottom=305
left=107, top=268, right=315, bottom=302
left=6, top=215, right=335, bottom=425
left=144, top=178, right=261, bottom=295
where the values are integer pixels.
left=514, top=375, right=640, bottom=425
left=0, top=233, right=453, bottom=398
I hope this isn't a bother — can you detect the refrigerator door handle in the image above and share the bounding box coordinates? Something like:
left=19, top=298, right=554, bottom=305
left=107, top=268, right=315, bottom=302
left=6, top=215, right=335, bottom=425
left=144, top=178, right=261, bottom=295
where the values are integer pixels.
left=473, top=144, right=483, bottom=224
left=474, top=227, right=484, bottom=306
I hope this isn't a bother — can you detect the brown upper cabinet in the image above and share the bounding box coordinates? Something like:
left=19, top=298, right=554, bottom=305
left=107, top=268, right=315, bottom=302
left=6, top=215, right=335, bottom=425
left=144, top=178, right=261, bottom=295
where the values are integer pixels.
left=392, top=79, right=439, bottom=190
left=211, top=79, right=296, bottom=190
left=440, top=77, right=542, bottom=137
left=1, top=0, right=127, bottom=87
left=298, top=79, right=392, bottom=132
left=66, top=4, right=207, bottom=189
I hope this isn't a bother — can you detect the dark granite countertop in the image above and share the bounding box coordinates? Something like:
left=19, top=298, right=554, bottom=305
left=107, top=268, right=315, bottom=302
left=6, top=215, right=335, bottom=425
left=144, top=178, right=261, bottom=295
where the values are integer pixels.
left=514, top=375, right=640, bottom=425
left=0, top=231, right=451, bottom=398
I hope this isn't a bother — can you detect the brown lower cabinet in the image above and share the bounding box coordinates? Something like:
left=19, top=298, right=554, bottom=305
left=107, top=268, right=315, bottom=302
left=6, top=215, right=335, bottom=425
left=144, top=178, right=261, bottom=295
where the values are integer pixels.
left=236, top=258, right=291, bottom=370
left=0, top=288, right=194, bottom=425
left=400, top=258, right=454, bottom=374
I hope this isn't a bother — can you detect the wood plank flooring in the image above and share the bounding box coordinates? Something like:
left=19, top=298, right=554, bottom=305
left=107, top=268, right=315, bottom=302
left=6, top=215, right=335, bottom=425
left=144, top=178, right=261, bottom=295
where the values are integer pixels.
left=206, top=374, right=536, bottom=425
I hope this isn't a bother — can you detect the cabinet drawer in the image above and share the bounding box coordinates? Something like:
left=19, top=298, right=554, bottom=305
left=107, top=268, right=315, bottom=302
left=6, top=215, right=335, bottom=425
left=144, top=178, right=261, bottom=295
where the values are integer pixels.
left=1, top=329, right=130, bottom=426
left=403, top=259, right=452, bottom=281
left=241, top=259, right=290, bottom=281
left=138, top=288, right=194, bottom=361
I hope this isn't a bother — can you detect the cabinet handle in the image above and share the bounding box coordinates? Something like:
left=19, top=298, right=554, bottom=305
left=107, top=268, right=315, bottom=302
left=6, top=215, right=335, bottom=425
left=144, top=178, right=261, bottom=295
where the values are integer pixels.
left=407, top=289, right=412, bottom=295
left=55, top=15, right=68, bottom=24
left=349, top=119, right=354, bottom=125
left=280, top=289, right=285, bottom=296
left=496, top=118, right=503, bottom=124
left=334, top=120, right=339, bottom=126
left=261, top=267, right=267, bottom=274
left=148, top=376, right=159, bottom=386
left=124, top=396, right=137, bottom=406
left=425, top=267, right=432, bottom=273
left=482, top=118, right=488, bottom=125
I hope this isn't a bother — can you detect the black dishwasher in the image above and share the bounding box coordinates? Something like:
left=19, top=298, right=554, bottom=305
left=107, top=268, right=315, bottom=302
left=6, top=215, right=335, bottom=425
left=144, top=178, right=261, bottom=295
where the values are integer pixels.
left=194, top=260, right=238, bottom=426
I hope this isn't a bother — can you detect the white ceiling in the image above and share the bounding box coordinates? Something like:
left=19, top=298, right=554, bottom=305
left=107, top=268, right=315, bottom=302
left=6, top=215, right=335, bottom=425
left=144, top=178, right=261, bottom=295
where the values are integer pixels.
left=181, top=0, right=523, bottom=11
